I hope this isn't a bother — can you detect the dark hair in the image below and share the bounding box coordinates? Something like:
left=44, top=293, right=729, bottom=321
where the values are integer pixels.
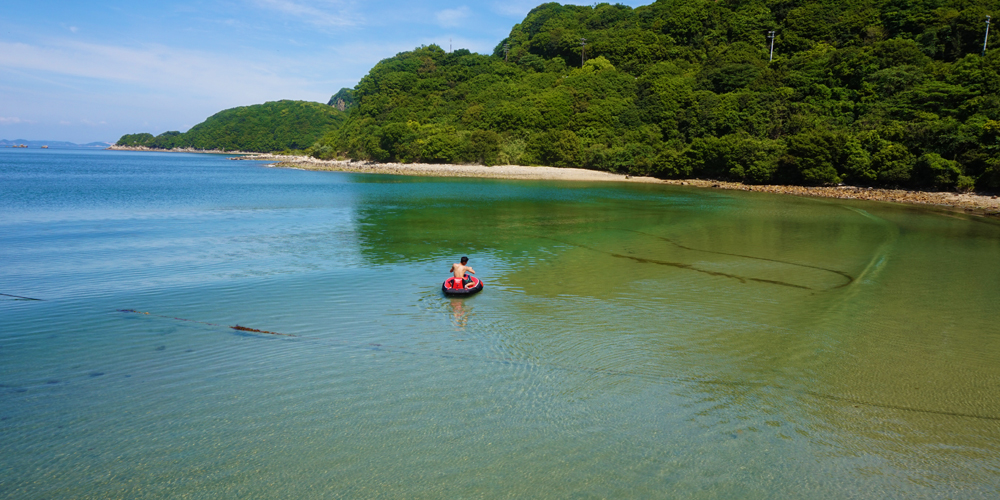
left=460, top=256, right=469, bottom=264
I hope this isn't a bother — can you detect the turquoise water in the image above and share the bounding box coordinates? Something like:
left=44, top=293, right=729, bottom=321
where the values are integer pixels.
left=1, top=148, right=999, bottom=498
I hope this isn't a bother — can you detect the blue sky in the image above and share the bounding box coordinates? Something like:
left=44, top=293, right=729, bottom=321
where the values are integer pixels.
left=1, top=0, right=652, bottom=143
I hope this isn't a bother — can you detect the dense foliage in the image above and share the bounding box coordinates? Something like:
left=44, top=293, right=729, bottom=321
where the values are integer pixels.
left=313, top=0, right=999, bottom=190
left=117, top=100, right=345, bottom=153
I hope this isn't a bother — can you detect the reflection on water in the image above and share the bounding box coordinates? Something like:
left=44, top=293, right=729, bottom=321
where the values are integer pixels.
left=1, top=149, right=999, bottom=498
left=449, top=299, right=472, bottom=329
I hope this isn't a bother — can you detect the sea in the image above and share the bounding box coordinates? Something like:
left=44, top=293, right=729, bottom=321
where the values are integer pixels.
left=1, top=148, right=999, bottom=498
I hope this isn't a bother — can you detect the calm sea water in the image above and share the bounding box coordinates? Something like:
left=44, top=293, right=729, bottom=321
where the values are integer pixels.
left=1, top=148, right=998, bottom=498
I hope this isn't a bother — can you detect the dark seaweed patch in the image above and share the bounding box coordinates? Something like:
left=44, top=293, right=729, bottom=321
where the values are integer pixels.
left=231, top=325, right=296, bottom=337
left=89, top=372, right=105, bottom=377
left=119, top=309, right=297, bottom=338
left=155, top=346, right=166, bottom=351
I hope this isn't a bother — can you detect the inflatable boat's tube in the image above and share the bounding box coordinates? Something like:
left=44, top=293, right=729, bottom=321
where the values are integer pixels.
left=442, top=275, right=483, bottom=296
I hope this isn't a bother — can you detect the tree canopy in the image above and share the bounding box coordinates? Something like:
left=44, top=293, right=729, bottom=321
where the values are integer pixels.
left=311, top=0, right=999, bottom=191
left=117, top=100, right=345, bottom=153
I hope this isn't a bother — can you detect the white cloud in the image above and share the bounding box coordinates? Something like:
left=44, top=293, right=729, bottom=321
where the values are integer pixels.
left=0, top=39, right=319, bottom=105
left=251, top=0, right=360, bottom=27
left=436, top=6, right=471, bottom=28
left=0, top=117, right=24, bottom=124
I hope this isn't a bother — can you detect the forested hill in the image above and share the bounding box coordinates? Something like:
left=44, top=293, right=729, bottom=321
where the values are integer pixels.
left=117, top=100, right=345, bottom=153
left=314, top=0, right=999, bottom=190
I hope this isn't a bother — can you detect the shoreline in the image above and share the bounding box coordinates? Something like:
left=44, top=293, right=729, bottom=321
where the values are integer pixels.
left=106, top=145, right=256, bottom=155
left=234, top=154, right=1000, bottom=218
left=105, top=149, right=1000, bottom=217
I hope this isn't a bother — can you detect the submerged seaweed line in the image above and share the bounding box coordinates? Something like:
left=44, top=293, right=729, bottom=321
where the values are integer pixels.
left=620, top=230, right=855, bottom=289
left=800, top=390, right=1000, bottom=422
left=117, top=309, right=296, bottom=337
left=541, top=237, right=814, bottom=291
left=117, top=309, right=1000, bottom=422
left=1, top=293, right=44, bottom=301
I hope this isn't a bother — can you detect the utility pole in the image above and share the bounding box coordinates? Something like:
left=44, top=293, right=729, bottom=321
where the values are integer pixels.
left=768, top=31, right=776, bottom=62
left=580, top=38, right=587, bottom=66
left=504, top=42, right=510, bottom=62
left=984, top=15, right=992, bottom=56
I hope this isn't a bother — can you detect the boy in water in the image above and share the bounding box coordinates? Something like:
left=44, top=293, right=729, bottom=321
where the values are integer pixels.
left=450, top=256, right=475, bottom=287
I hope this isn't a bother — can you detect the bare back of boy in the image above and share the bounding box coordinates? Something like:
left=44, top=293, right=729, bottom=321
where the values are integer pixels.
left=451, top=263, right=474, bottom=279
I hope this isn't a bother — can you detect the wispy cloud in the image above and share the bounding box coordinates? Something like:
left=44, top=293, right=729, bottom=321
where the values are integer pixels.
left=251, top=0, right=360, bottom=27
left=0, top=39, right=318, bottom=105
left=435, top=6, right=471, bottom=28
left=0, top=117, right=25, bottom=124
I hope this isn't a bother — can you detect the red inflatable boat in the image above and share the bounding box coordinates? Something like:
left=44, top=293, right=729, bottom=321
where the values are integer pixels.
left=442, top=274, right=483, bottom=296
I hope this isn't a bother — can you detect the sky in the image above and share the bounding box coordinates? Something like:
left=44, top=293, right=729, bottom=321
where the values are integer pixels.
left=0, top=0, right=652, bottom=144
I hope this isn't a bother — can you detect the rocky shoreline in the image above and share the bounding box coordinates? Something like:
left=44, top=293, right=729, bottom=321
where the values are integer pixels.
left=660, top=179, right=1000, bottom=218
left=228, top=154, right=1000, bottom=218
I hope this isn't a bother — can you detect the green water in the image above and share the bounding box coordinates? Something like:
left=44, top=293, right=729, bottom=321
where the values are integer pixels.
left=1, top=150, right=999, bottom=498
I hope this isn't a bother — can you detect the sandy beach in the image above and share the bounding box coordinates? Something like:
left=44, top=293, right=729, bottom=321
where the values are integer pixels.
left=233, top=154, right=1000, bottom=218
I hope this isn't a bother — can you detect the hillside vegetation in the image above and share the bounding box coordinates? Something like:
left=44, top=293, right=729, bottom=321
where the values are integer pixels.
left=312, top=0, right=999, bottom=190
left=117, top=100, right=345, bottom=153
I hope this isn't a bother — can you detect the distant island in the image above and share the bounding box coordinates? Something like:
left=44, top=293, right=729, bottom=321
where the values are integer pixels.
left=1, top=139, right=112, bottom=149
left=116, top=0, right=999, bottom=194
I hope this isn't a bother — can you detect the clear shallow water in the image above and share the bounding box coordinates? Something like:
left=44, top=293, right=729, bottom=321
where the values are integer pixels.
left=1, top=148, right=999, bottom=498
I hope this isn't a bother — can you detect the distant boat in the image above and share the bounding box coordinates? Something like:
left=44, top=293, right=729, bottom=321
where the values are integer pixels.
left=41, top=145, right=49, bottom=149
